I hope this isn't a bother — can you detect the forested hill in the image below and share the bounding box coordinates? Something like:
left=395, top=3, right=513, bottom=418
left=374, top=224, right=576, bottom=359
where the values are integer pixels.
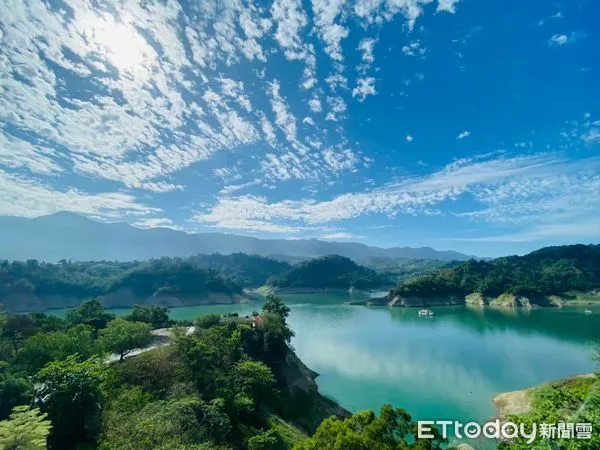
left=267, top=255, right=392, bottom=290
left=358, top=257, right=460, bottom=283
left=0, top=258, right=245, bottom=312
left=190, top=253, right=291, bottom=287
left=392, top=244, right=600, bottom=300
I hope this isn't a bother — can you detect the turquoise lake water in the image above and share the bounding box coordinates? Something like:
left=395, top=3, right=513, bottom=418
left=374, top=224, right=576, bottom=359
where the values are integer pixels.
left=51, top=293, right=600, bottom=448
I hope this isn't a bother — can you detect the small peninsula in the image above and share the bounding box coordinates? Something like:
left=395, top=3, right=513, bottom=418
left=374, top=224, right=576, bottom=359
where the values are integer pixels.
left=262, top=254, right=392, bottom=294
left=355, top=244, right=600, bottom=308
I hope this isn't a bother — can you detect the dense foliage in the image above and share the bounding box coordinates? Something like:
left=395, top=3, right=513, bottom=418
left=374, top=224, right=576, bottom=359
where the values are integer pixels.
left=0, top=294, right=456, bottom=449
left=0, top=257, right=244, bottom=312
left=190, top=253, right=292, bottom=287
left=268, top=255, right=390, bottom=289
left=500, top=368, right=600, bottom=449
left=294, top=404, right=446, bottom=450
left=359, top=257, right=460, bottom=283
left=393, top=244, right=600, bottom=298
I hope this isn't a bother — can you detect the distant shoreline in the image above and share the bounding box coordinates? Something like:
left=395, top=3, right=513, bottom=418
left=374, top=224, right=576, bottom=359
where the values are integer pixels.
left=253, top=285, right=392, bottom=295
left=347, top=291, right=600, bottom=309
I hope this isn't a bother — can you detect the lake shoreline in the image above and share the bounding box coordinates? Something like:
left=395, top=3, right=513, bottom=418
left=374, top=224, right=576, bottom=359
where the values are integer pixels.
left=492, top=373, right=597, bottom=418
left=348, top=291, right=600, bottom=309
left=254, top=285, right=393, bottom=296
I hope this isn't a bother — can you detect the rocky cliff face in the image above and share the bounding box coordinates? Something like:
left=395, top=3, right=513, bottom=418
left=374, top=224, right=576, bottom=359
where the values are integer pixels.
left=277, top=347, right=350, bottom=432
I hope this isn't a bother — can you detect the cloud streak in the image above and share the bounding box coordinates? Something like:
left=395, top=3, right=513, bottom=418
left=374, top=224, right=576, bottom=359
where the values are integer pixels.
left=195, top=153, right=600, bottom=239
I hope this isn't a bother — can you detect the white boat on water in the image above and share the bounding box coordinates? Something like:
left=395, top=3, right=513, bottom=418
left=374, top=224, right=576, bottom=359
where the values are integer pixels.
left=418, top=309, right=434, bottom=317
left=585, top=309, right=592, bottom=315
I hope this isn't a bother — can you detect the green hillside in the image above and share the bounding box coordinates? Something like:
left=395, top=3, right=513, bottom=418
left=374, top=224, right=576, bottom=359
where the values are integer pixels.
left=267, top=254, right=392, bottom=290
left=189, top=253, right=292, bottom=287
left=358, top=257, right=460, bottom=282
left=0, top=258, right=244, bottom=312
left=392, top=244, right=600, bottom=301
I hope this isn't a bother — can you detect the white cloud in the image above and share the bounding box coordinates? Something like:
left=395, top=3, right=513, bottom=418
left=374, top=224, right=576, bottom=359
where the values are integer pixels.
left=133, top=218, right=182, bottom=230
left=581, top=121, right=600, bottom=144
left=311, top=0, right=349, bottom=62
left=194, top=154, right=600, bottom=235
left=322, top=147, right=359, bottom=172
left=0, top=0, right=270, bottom=194
left=0, top=169, right=157, bottom=219
left=271, top=0, right=308, bottom=55
left=352, top=77, right=377, bottom=102
left=260, top=114, right=279, bottom=148
left=271, top=0, right=317, bottom=89
left=267, top=79, right=307, bottom=154
left=358, top=38, right=377, bottom=64
left=0, top=132, right=63, bottom=175
left=325, top=96, right=348, bottom=121
left=549, top=34, right=569, bottom=46
left=548, top=31, right=585, bottom=47
left=402, top=41, right=427, bottom=57
left=325, top=73, right=348, bottom=91
left=445, top=222, right=600, bottom=243
left=437, top=0, right=461, bottom=13
left=261, top=152, right=309, bottom=181
left=354, top=0, right=441, bottom=29
left=214, top=167, right=242, bottom=181
left=321, top=232, right=364, bottom=240
left=308, top=95, right=323, bottom=113
left=219, top=179, right=262, bottom=195
left=457, top=131, right=471, bottom=140
left=219, top=77, right=252, bottom=112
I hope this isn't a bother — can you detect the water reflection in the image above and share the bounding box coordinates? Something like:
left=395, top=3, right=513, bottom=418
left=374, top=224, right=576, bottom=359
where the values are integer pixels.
left=288, top=301, right=600, bottom=429
left=47, top=294, right=600, bottom=438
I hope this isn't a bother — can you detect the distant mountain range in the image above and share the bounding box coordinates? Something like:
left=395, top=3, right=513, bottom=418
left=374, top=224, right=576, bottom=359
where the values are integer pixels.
left=0, top=212, right=477, bottom=262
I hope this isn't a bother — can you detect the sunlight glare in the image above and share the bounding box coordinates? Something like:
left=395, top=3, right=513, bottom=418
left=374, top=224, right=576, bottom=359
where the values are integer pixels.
left=81, top=13, right=156, bottom=78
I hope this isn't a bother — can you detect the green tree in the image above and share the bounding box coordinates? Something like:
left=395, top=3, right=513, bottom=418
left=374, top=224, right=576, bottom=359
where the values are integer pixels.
left=101, top=395, right=231, bottom=450
left=125, top=305, right=170, bottom=329
left=28, top=313, right=67, bottom=333
left=232, top=360, right=275, bottom=411
left=196, top=313, right=222, bottom=329
left=294, top=404, right=446, bottom=450
left=66, top=299, right=115, bottom=334
left=16, top=324, right=97, bottom=374
left=35, top=356, right=108, bottom=448
left=116, top=346, right=188, bottom=396
left=0, top=406, right=51, bottom=450
left=262, top=295, right=290, bottom=323
left=0, top=374, right=33, bottom=420
left=1, top=315, right=37, bottom=354
left=100, top=318, right=152, bottom=361
left=247, top=429, right=284, bottom=450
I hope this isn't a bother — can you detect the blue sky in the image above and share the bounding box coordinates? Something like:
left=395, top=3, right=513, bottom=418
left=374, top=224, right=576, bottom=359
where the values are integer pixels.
left=0, top=0, right=598, bottom=257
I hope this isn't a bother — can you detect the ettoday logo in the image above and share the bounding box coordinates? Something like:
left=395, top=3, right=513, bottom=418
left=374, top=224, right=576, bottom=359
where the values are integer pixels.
left=417, top=420, right=593, bottom=444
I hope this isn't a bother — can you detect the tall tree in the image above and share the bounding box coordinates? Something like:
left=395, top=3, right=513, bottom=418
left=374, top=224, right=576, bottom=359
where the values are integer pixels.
left=125, top=305, right=170, bottom=329
left=0, top=374, right=33, bottom=420
left=35, top=356, right=108, bottom=448
left=66, top=299, right=115, bottom=335
left=262, top=295, right=290, bottom=323
left=16, top=324, right=97, bottom=374
left=100, top=318, right=152, bottom=361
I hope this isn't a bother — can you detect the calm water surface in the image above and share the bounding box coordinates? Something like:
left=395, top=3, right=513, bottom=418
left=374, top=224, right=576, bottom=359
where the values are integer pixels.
left=52, top=293, right=600, bottom=447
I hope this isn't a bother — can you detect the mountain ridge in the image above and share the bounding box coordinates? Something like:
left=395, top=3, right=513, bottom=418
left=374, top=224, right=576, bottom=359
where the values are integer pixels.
left=0, top=212, right=478, bottom=262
